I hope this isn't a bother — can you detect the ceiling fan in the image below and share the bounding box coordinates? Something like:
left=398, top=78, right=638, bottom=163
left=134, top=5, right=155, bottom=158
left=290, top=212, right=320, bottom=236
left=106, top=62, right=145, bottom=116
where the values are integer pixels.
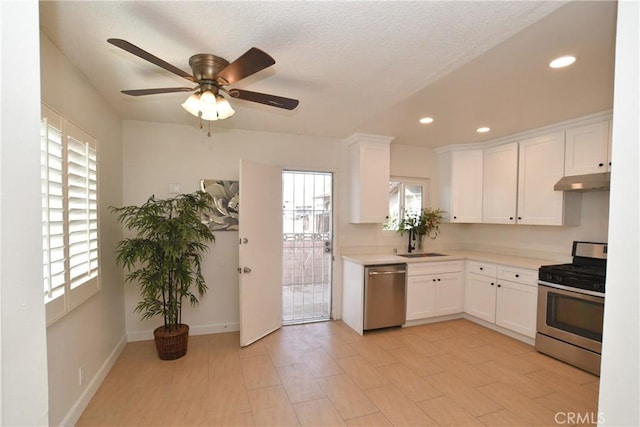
left=107, top=38, right=299, bottom=127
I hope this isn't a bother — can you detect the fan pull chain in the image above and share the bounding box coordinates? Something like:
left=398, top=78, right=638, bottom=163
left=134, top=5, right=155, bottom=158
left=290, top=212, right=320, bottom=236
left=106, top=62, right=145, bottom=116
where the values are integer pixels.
left=197, top=116, right=213, bottom=137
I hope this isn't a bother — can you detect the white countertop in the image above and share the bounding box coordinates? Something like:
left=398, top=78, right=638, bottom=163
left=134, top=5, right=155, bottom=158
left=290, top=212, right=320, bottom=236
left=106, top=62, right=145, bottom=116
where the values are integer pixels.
left=342, top=250, right=557, bottom=270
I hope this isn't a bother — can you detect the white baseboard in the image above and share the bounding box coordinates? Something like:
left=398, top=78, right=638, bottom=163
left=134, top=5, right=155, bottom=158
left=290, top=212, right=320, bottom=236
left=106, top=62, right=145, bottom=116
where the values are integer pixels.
left=126, top=322, right=240, bottom=342
left=403, top=313, right=464, bottom=328
left=60, top=334, right=127, bottom=427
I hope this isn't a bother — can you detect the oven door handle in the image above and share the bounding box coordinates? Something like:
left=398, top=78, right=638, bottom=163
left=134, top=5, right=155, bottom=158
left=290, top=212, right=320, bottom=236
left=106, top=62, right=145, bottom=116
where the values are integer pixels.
left=538, top=280, right=605, bottom=298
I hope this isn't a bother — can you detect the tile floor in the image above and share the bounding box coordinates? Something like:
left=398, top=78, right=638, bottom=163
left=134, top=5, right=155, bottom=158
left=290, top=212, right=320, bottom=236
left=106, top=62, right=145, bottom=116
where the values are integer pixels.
left=77, top=319, right=599, bottom=426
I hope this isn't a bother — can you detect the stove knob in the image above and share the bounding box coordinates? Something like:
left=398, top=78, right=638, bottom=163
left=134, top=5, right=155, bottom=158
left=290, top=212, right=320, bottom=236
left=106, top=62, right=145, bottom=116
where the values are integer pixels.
left=556, top=275, right=563, bottom=283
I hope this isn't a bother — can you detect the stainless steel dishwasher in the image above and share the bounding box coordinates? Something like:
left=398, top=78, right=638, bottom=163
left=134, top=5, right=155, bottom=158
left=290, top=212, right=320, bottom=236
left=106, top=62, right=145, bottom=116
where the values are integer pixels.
left=363, top=264, right=406, bottom=330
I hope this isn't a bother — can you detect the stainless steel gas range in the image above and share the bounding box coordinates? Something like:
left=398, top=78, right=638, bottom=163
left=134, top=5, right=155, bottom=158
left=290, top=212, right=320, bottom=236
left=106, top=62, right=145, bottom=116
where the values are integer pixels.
left=536, top=241, right=606, bottom=376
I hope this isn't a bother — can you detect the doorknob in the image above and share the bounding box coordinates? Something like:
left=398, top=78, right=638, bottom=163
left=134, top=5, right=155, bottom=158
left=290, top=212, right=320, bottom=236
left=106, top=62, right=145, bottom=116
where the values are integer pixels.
left=239, top=237, right=248, bottom=244
left=243, top=267, right=252, bottom=273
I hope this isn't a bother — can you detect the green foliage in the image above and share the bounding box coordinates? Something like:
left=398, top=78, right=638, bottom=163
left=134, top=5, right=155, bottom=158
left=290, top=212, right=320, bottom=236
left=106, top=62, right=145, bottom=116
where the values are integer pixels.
left=398, top=207, right=444, bottom=239
left=111, top=191, right=216, bottom=332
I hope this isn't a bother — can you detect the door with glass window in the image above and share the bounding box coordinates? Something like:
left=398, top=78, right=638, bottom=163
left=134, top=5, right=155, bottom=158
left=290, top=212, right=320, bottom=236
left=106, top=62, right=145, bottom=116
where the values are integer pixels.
left=282, top=171, right=333, bottom=324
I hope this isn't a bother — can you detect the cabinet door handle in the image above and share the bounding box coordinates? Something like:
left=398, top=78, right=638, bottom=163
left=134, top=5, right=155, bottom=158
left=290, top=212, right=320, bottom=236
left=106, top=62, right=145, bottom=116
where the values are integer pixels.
left=598, top=163, right=604, bottom=167
left=509, top=217, right=514, bottom=220
left=497, top=284, right=501, bottom=287
left=517, top=216, right=522, bottom=220
left=491, top=282, right=495, bottom=286
left=480, top=267, right=484, bottom=271
left=453, top=216, right=457, bottom=220
left=437, top=278, right=441, bottom=281
left=515, top=274, right=519, bottom=278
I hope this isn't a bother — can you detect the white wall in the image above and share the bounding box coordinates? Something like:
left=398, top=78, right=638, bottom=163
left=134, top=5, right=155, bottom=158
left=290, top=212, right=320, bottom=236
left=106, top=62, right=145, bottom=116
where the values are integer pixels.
left=40, top=33, right=126, bottom=426
left=0, top=2, right=49, bottom=425
left=598, top=1, right=640, bottom=425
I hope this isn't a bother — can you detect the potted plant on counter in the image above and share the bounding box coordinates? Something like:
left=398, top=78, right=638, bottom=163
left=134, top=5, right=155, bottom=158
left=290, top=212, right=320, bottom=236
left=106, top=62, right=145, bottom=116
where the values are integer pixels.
left=111, top=191, right=215, bottom=360
left=399, top=207, right=444, bottom=252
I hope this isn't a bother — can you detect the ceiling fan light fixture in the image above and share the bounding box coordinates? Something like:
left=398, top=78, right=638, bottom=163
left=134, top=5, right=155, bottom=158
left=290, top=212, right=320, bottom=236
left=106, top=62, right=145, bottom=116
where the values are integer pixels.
left=200, top=90, right=217, bottom=105
left=215, top=95, right=235, bottom=120
left=182, top=92, right=202, bottom=117
left=200, top=103, right=220, bottom=121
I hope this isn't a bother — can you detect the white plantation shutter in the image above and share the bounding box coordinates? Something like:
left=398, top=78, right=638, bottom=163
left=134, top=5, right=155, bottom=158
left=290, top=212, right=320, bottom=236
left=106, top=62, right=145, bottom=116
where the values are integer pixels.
left=66, top=125, right=98, bottom=289
left=41, top=106, right=67, bottom=321
left=41, top=104, right=100, bottom=324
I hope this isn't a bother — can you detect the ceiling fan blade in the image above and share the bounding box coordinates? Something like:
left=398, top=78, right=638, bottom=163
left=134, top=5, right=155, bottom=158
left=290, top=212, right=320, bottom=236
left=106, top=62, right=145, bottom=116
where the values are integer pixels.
left=107, top=38, right=194, bottom=82
left=216, top=48, right=275, bottom=85
left=228, top=89, right=299, bottom=110
left=121, top=87, right=195, bottom=96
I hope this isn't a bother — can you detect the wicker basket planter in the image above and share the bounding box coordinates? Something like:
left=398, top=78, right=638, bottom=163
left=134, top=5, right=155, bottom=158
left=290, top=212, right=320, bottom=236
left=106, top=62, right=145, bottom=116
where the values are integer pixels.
left=154, top=324, right=189, bottom=360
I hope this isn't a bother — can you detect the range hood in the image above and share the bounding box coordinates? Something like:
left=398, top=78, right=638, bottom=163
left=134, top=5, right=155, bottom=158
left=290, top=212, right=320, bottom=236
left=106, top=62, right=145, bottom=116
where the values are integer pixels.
left=554, top=172, right=610, bottom=191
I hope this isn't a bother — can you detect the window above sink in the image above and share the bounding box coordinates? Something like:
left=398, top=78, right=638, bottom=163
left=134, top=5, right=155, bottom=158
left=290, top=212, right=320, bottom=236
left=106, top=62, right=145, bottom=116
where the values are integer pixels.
left=383, top=177, right=430, bottom=231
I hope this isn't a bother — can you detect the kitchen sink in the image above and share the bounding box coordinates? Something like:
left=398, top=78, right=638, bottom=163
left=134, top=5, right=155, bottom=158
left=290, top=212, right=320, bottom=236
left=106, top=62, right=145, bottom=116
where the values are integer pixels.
left=398, top=252, right=447, bottom=258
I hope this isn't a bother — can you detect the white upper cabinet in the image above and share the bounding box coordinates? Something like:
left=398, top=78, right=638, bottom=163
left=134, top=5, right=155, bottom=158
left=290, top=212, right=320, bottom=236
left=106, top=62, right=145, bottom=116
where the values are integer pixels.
left=438, top=148, right=483, bottom=223
left=435, top=112, right=607, bottom=227
left=482, top=142, right=518, bottom=224
left=347, top=134, right=393, bottom=223
left=517, top=132, right=580, bottom=226
left=565, top=120, right=611, bottom=176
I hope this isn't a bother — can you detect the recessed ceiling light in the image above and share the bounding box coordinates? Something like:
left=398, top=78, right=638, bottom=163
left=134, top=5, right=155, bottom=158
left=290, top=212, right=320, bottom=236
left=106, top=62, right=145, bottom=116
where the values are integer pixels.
left=549, top=55, right=576, bottom=69
left=419, top=117, right=434, bottom=124
left=476, top=127, right=491, bottom=133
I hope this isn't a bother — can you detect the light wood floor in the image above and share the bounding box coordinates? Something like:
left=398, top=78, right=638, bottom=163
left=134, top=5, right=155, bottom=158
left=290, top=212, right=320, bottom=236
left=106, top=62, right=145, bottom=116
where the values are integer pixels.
left=77, top=319, right=599, bottom=426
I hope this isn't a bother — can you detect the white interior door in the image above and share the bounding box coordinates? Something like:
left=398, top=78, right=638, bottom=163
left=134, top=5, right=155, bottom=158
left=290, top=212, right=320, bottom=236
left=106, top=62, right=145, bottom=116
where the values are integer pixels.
left=238, top=160, right=283, bottom=347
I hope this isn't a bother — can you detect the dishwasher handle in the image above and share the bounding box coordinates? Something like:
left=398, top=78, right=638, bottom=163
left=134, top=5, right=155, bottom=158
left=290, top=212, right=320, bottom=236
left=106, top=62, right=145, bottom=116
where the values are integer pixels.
left=368, top=269, right=406, bottom=275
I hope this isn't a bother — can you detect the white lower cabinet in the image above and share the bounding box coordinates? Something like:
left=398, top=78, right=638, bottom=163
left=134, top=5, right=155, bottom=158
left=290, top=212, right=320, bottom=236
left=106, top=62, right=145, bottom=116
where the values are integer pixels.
left=406, top=261, right=463, bottom=321
left=495, top=278, right=537, bottom=338
left=465, top=260, right=538, bottom=338
left=406, top=274, right=436, bottom=320
left=465, top=272, right=496, bottom=323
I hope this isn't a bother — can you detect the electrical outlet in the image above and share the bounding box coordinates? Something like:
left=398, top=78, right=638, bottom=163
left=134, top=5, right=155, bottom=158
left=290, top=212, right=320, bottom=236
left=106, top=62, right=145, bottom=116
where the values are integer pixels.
left=78, top=366, right=85, bottom=386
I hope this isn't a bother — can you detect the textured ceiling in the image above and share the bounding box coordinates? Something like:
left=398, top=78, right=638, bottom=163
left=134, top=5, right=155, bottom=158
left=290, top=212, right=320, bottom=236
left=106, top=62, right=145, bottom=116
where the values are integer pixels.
left=39, top=1, right=616, bottom=147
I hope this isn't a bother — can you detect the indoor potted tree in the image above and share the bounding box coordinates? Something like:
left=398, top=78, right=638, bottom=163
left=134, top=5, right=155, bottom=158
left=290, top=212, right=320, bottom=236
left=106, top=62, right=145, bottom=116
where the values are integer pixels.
left=399, top=207, right=444, bottom=252
left=111, top=191, right=215, bottom=360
